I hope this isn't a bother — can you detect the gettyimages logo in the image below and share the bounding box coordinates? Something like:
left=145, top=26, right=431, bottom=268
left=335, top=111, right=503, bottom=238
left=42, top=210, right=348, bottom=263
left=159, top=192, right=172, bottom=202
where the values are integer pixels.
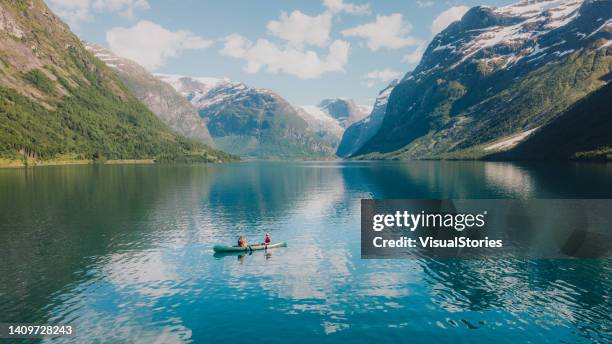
left=361, top=199, right=612, bottom=259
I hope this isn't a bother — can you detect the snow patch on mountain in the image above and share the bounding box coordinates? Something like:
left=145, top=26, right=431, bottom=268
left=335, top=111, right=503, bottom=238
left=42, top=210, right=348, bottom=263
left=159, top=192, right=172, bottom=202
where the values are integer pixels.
left=426, top=0, right=592, bottom=73
left=155, top=73, right=233, bottom=97
left=587, top=18, right=612, bottom=38
left=153, top=73, right=284, bottom=114
left=297, top=106, right=345, bottom=138
left=459, top=1, right=582, bottom=67
left=85, top=43, right=126, bottom=70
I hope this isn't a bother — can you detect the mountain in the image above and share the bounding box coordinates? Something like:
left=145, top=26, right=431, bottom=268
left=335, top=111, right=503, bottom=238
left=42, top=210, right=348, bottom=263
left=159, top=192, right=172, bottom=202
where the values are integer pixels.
left=0, top=0, right=231, bottom=164
left=84, top=43, right=214, bottom=146
left=487, top=81, right=612, bottom=160
left=296, top=106, right=345, bottom=147
left=313, top=98, right=369, bottom=128
left=297, top=98, right=368, bottom=150
left=156, top=74, right=335, bottom=159
left=353, top=0, right=611, bottom=160
left=336, top=80, right=398, bottom=157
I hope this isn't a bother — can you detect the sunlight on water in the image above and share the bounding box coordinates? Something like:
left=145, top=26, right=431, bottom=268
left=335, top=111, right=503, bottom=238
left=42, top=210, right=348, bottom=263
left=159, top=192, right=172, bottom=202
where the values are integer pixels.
left=0, top=162, right=610, bottom=343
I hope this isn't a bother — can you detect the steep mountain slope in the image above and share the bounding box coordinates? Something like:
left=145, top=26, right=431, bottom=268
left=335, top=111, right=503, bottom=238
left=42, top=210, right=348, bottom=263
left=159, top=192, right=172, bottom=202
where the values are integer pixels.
left=487, top=81, right=612, bottom=160
left=157, top=74, right=335, bottom=159
left=354, top=0, right=611, bottom=160
left=0, top=0, right=230, bottom=164
left=336, top=80, right=398, bottom=157
left=84, top=43, right=214, bottom=146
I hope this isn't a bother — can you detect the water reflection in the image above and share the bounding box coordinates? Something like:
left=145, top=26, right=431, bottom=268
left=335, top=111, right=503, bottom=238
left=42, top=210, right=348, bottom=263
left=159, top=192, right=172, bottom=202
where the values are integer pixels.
left=0, top=162, right=610, bottom=343
left=484, top=162, right=534, bottom=196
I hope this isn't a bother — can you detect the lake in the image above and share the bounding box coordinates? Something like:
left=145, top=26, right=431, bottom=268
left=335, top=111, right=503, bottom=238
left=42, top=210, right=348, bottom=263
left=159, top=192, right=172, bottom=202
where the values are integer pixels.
left=0, top=161, right=610, bottom=343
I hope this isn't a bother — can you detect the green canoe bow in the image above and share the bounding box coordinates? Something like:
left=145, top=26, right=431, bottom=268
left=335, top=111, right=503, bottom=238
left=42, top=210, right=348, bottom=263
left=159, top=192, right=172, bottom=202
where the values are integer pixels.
left=213, top=241, right=288, bottom=252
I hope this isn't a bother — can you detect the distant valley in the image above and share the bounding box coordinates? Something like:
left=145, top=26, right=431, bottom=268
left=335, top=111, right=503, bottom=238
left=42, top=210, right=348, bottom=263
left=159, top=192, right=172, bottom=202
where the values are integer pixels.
left=156, top=74, right=367, bottom=159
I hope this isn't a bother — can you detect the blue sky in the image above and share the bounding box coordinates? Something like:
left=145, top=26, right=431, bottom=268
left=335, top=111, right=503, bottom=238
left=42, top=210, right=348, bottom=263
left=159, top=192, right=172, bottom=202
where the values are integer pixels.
left=48, top=0, right=514, bottom=106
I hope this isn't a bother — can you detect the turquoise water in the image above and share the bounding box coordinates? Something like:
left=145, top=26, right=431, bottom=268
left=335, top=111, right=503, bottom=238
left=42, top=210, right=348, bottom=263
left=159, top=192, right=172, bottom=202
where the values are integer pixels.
left=0, top=161, right=610, bottom=343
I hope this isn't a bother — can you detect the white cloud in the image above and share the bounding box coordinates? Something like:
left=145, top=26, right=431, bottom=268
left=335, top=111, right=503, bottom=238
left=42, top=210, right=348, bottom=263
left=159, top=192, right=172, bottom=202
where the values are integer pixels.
left=416, top=1, right=434, bottom=8
left=48, top=0, right=149, bottom=27
left=267, top=11, right=332, bottom=48
left=221, top=34, right=350, bottom=79
left=362, top=69, right=401, bottom=87
left=323, top=0, right=370, bottom=15
left=403, top=42, right=427, bottom=64
left=106, top=21, right=212, bottom=70
left=341, top=14, right=422, bottom=51
left=47, top=0, right=92, bottom=27
left=93, top=0, right=149, bottom=18
left=431, top=6, right=469, bottom=35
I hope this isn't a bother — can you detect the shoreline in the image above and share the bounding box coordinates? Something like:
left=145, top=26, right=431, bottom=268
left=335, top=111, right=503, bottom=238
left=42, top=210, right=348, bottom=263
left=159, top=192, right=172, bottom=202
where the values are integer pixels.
left=0, top=159, right=156, bottom=169
left=2, top=157, right=610, bottom=169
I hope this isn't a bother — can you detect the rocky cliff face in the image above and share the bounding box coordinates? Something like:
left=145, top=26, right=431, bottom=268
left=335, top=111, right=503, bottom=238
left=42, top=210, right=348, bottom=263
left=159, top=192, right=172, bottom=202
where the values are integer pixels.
left=84, top=44, right=214, bottom=146
left=354, top=0, right=611, bottom=159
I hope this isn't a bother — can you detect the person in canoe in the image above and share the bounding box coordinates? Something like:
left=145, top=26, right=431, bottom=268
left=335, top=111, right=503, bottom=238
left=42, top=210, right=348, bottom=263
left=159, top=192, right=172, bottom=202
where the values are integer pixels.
left=263, top=232, right=271, bottom=245
left=237, top=235, right=248, bottom=248
left=252, top=232, right=271, bottom=247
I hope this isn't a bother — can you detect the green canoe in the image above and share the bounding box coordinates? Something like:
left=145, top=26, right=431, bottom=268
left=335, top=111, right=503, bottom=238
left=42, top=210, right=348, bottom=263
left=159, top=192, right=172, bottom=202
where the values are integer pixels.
left=213, top=242, right=287, bottom=253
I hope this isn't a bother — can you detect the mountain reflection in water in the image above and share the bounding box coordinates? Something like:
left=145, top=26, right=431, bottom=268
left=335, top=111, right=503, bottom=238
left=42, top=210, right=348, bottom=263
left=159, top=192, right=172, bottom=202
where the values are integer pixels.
left=0, top=161, right=610, bottom=343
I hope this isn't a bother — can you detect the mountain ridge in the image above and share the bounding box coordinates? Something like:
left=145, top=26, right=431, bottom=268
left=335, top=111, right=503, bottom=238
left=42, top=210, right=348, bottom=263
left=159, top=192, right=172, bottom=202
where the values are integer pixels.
left=157, top=74, right=337, bottom=159
left=351, top=0, right=611, bottom=160
left=84, top=43, right=215, bottom=146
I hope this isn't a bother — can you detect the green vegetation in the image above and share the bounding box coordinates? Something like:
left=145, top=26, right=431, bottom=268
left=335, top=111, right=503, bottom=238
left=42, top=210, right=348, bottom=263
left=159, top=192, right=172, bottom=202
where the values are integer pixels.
left=202, top=91, right=333, bottom=159
left=573, top=148, right=612, bottom=161
left=0, top=0, right=235, bottom=165
left=486, top=82, right=612, bottom=161
left=22, top=69, right=55, bottom=94
left=1, top=68, right=236, bottom=163
left=351, top=0, right=612, bottom=161
left=0, top=81, right=233, bottom=162
left=355, top=49, right=611, bottom=160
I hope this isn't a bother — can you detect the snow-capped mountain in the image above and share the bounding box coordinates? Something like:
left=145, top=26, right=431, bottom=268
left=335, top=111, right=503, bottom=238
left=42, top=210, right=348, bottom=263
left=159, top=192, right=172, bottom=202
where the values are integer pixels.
left=296, top=98, right=369, bottom=151
left=353, top=0, right=611, bottom=159
left=156, top=74, right=336, bottom=159
left=296, top=106, right=345, bottom=140
left=155, top=74, right=239, bottom=109
left=296, top=98, right=368, bottom=147
left=336, top=80, right=398, bottom=157
left=417, top=0, right=605, bottom=76
left=312, top=98, right=369, bottom=128
left=84, top=44, right=214, bottom=145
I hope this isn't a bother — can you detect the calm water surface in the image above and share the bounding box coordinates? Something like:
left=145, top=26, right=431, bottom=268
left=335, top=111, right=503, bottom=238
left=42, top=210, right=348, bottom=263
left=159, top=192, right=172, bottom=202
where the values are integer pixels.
left=0, top=161, right=610, bottom=343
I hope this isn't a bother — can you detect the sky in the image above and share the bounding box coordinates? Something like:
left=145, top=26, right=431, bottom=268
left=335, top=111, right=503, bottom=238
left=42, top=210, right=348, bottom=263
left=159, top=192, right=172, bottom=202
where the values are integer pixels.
left=47, top=0, right=515, bottom=106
